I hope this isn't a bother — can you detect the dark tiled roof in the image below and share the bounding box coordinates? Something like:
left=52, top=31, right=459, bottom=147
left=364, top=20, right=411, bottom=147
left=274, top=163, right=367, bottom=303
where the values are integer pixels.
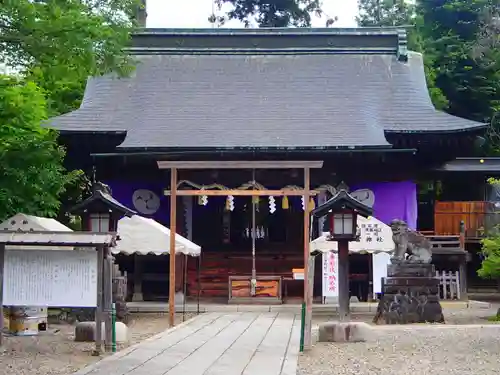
left=70, top=190, right=136, bottom=216
left=48, top=28, right=485, bottom=150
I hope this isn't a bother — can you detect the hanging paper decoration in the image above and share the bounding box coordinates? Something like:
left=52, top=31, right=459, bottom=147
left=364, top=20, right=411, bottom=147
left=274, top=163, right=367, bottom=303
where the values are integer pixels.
left=182, top=196, right=193, bottom=240
left=199, top=195, right=208, bottom=206
left=301, top=196, right=306, bottom=210
left=282, top=196, right=289, bottom=210
left=225, top=195, right=235, bottom=211
left=308, top=197, right=315, bottom=211
left=268, top=196, right=276, bottom=214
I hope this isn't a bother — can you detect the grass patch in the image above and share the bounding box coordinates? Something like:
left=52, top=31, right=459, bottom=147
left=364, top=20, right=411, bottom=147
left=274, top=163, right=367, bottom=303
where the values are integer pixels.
left=486, top=315, right=500, bottom=322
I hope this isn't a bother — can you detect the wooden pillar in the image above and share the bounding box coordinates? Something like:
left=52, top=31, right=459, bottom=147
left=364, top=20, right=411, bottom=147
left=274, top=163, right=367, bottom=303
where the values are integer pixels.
left=103, top=247, right=113, bottom=352
left=132, top=254, right=143, bottom=302
left=459, top=255, right=468, bottom=300
left=94, top=245, right=104, bottom=355
left=338, top=240, right=350, bottom=321
left=175, top=253, right=184, bottom=292
left=169, top=167, right=178, bottom=327
left=303, top=167, right=312, bottom=349
left=458, top=220, right=468, bottom=300
left=368, top=253, right=373, bottom=301
left=0, top=244, right=5, bottom=349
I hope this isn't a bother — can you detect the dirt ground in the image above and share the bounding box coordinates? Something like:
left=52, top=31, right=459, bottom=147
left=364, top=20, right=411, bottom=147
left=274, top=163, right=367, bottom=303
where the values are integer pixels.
left=1, top=313, right=196, bottom=375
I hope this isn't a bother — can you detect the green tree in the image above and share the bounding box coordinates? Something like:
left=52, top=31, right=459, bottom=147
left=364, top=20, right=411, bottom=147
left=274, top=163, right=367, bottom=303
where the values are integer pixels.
left=478, top=235, right=500, bottom=279
left=357, top=0, right=415, bottom=26
left=0, top=76, right=80, bottom=221
left=417, top=0, right=500, bottom=123
left=0, top=0, right=138, bottom=116
left=210, top=0, right=331, bottom=27
left=356, top=0, right=449, bottom=109
left=0, top=0, right=138, bottom=221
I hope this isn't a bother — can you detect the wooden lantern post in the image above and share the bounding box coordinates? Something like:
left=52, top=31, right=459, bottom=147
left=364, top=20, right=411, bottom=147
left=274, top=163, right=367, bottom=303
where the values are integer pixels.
left=311, top=190, right=373, bottom=324
left=69, top=183, right=135, bottom=353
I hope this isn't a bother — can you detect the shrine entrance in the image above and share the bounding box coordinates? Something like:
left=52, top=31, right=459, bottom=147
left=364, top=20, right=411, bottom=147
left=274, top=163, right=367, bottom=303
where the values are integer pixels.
left=159, top=160, right=323, bottom=326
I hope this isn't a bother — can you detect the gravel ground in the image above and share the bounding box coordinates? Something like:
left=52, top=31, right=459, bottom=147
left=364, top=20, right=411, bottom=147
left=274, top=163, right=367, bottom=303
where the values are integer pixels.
left=299, top=305, right=500, bottom=375
left=1, top=313, right=196, bottom=375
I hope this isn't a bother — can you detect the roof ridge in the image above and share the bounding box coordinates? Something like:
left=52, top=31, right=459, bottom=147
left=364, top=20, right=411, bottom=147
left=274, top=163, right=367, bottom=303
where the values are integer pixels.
left=129, top=27, right=408, bottom=57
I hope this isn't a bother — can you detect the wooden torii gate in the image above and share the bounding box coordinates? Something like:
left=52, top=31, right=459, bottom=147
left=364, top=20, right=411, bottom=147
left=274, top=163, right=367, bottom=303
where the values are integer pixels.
left=159, top=160, right=323, bottom=348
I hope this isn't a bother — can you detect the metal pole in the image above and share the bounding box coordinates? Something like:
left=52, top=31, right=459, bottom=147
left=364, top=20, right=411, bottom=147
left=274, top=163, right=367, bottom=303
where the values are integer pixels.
left=299, top=302, right=306, bottom=352
left=169, top=167, right=178, bottom=327
left=251, top=169, right=257, bottom=296
left=93, top=245, right=104, bottom=356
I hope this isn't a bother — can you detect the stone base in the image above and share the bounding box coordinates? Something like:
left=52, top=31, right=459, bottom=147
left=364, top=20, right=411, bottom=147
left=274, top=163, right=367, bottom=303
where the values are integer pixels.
left=318, top=321, right=372, bottom=343
left=132, top=292, right=144, bottom=302
left=375, top=263, right=445, bottom=324
left=74, top=321, right=129, bottom=343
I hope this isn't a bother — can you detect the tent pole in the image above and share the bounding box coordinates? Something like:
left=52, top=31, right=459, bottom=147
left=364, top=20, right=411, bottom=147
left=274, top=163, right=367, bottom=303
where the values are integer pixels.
left=197, top=253, right=201, bottom=315
left=169, top=167, right=178, bottom=327
left=182, top=254, right=187, bottom=322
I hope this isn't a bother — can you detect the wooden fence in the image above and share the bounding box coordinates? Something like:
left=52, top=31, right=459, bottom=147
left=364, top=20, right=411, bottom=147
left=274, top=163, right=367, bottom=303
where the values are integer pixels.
left=436, top=270, right=461, bottom=300
left=434, top=201, right=488, bottom=237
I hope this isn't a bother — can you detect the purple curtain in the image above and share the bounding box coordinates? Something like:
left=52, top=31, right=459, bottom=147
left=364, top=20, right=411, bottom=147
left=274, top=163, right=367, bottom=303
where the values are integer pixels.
left=351, top=181, right=418, bottom=230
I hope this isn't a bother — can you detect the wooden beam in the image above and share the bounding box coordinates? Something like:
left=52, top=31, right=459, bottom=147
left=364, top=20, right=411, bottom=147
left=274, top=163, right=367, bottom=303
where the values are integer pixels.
left=157, top=160, right=324, bottom=170
left=169, top=168, right=178, bottom=327
left=164, top=189, right=318, bottom=196
left=303, top=167, right=313, bottom=350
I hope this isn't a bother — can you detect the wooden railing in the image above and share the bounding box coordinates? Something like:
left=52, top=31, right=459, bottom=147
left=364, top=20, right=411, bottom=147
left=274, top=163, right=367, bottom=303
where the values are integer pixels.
left=434, top=201, right=500, bottom=238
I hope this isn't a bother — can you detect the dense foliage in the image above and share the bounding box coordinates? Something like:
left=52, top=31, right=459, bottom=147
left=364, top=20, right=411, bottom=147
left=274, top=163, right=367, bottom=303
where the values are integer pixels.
left=0, top=0, right=137, bottom=221
left=357, top=0, right=500, bottom=125
left=210, top=0, right=332, bottom=27
left=0, top=75, right=81, bottom=220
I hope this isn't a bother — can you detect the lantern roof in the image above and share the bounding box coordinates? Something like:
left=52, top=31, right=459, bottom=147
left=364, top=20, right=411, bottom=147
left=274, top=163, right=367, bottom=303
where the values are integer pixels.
left=70, top=182, right=136, bottom=216
left=311, top=189, right=373, bottom=219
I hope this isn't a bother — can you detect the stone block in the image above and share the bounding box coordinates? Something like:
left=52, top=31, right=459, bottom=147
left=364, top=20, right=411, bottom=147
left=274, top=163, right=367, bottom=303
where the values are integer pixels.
left=317, top=321, right=372, bottom=343
left=75, top=321, right=129, bottom=343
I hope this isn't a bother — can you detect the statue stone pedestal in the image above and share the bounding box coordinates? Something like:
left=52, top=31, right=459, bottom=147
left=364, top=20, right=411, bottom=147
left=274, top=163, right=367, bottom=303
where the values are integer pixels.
left=374, top=262, right=444, bottom=324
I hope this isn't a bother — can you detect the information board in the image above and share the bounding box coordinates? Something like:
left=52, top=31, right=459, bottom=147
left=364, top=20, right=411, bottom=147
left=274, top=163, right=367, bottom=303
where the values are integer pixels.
left=2, top=249, right=98, bottom=307
left=322, top=251, right=339, bottom=298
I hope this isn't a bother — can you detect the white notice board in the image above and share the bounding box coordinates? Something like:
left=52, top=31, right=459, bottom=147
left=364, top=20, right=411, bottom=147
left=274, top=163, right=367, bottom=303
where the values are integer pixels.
left=3, top=249, right=98, bottom=307
left=372, top=252, right=391, bottom=294
left=322, top=251, right=339, bottom=298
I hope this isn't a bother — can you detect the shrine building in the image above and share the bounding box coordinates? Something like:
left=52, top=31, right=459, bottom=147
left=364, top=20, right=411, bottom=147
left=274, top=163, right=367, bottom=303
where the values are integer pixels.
left=48, top=27, right=494, bottom=304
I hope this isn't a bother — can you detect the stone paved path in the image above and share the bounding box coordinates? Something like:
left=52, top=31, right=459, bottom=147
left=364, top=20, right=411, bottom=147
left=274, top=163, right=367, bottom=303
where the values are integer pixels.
left=74, top=312, right=301, bottom=375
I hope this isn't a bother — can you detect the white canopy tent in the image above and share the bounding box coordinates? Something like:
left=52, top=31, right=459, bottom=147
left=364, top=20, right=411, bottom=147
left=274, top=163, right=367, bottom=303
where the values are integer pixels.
left=114, top=215, right=201, bottom=257
left=0, top=213, right=73, bottom=251
left=310, top=215, right=395, bottom=254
